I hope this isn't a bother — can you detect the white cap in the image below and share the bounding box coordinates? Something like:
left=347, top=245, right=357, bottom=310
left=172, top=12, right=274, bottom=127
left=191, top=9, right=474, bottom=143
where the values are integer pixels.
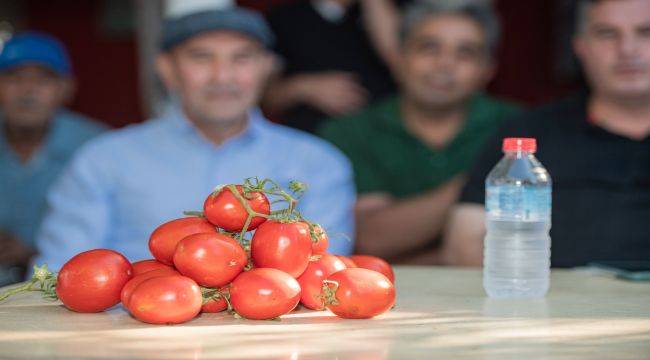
left=164, top=0, right=235, bottom=19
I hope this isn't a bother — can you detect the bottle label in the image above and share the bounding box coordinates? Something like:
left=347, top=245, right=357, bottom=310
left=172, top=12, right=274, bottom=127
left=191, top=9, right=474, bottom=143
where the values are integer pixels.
left=486, top=185, right=551, bottom=221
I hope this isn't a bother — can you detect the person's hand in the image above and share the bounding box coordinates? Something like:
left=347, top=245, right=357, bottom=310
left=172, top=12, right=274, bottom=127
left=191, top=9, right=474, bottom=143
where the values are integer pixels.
left=293, top=72, right=369, bottom=117
left=0, top=231, right=36, bottom=266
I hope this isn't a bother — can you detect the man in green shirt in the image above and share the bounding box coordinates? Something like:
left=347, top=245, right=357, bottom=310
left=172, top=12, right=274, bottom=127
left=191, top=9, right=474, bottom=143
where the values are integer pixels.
left=318, top=0, right=519, bottom=263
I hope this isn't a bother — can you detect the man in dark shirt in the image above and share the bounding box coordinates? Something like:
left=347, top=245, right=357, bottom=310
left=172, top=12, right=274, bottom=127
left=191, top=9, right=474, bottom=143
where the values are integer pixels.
left=263, top=0, right=401, bottom=132
left=441, top=0, right=650, bottom=267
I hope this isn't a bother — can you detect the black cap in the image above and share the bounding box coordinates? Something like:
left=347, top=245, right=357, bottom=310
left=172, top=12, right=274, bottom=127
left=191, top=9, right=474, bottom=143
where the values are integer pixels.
left=161, top=8, right=274, bottom=50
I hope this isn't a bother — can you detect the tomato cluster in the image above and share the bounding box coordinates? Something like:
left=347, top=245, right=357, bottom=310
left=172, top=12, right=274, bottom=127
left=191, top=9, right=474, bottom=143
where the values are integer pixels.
left=1, top=179, right=396, bottom=325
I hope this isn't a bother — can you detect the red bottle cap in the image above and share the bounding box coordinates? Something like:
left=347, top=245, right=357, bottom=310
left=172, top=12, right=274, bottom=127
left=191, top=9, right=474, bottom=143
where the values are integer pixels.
left=502, top=138, right=537, bottom=153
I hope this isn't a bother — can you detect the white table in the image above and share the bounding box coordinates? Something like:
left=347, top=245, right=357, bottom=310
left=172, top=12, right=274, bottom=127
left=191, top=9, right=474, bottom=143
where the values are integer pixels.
left=0, top=266, right=649, bottom=359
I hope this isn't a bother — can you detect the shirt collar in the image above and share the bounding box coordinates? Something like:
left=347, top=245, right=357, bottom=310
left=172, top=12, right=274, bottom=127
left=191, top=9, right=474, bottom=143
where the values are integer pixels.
left=377, top=94, right=489, bottom=144
left=161, top=101, right=266, bottom=147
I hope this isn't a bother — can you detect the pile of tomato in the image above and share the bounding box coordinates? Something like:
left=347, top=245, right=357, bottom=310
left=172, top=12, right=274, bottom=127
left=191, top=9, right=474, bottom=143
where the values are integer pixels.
left=2, top=179, right=396, bottom=325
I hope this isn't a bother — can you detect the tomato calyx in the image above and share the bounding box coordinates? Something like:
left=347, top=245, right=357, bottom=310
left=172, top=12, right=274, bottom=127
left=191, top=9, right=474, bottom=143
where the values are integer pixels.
left=241, top=177, right=306, bottom=219
left=243, top=177, right=305, bottom=209
left=201, top=286, right=232, bottom=310
left=319, top=279, right=340, bottom=307
left=307, top=222, right=330, bottom=245
left=0, top=264, right=58, bottom=302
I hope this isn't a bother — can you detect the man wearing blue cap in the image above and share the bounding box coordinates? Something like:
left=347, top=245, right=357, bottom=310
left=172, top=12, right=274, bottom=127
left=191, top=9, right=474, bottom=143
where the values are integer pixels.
left=32, top=6, right=355, bottom=271
left=0, top=32, right=105, bottom=283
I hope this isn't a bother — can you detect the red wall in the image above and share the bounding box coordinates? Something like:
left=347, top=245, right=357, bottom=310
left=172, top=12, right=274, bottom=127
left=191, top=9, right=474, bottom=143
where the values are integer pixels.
left=25, top=0, right=143, bottom=128
left=492, top=0, right=577, bottom=103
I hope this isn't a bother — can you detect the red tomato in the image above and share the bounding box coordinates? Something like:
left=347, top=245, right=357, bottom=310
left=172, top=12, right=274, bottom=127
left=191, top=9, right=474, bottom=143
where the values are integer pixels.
left=324, top=268, right=395, bottom=319
left=120, top=268, right=179, bottom=309
left=310, top=224, right=329, bottom=254
left=128, top=275, right=202, bottom=324
left=149, top=217, right=217, bottom=265
left=201, top=287, right=229, bottom=313
left=229, top=268, right=301, bottom=320
left=131, top=259, right=174, bottom=276
left=173, top=233, right=247, bottom=287
left=56, top=249, right=133, bottom=313
left=349, top=255, right=395, bottom=283
left=336, top=256, right=357, bottom=268
left=251, top=221, right=312, bottom=278
left=297, top=254, right=346, bottom=310
left=203, top=185, right=270, bottom=232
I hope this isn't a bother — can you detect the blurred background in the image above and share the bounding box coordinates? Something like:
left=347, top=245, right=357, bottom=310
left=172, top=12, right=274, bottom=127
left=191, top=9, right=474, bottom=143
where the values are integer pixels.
left=0, top=0, right=585, bottom=128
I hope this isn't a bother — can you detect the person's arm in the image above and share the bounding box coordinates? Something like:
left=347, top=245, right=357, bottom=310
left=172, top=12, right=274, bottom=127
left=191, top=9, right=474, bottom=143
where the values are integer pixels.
left=438, top=204, right=485, bottom=266
left=436, top=112, right=525, bottom=266
left=354, top=175, right=465, bottom=259
left=31, top=142, right=112, bottom=272
left=359, top=0, right=401, bottom=76
left=262, top=70, right=309, bottom=115
left=262, top=4, right=368, bottom=118
left=263, top=72, right=368, bottom=118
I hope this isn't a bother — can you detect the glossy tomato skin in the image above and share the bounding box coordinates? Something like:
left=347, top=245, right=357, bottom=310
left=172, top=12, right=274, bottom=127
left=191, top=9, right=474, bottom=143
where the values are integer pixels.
left=310, top=224, right=329, bottom=254
left=149, top=217, right=217, bottom=265
left=336, top=256, right=357, bottom=268
left=349, top=255, right=395, bottom=283
left=251, top=221, right=312, bottom=278
left=131, top=259, right=174, bottom=276
left=128, top=275, right=202, bottom=324
left=325, top=268, right=395, bottom=319
left=229, top=268, right=301, bottom=320
left=203, top=185, right=270, bottom=232
left=297, top=254, right=346, bottom=310
left=173, top=233, right=247, bottom=287
left=120, top=268, right=180, bottom=310
left=56, top=249, right=133, bottom=313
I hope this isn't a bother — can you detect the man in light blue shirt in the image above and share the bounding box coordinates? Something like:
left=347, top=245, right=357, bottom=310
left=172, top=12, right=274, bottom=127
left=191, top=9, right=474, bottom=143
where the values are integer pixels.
left=33, top=6, right=355, bottom=271
left=0, top=32, right=106, bottom=284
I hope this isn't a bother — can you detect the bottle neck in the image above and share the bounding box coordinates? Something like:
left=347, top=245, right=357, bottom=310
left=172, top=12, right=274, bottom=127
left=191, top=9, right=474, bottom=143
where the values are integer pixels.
left=503, top=150, right=534, bottom=159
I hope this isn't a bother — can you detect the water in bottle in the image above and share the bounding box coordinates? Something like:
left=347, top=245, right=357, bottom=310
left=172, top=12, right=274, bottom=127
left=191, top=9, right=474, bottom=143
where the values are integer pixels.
left=483, top=137, right=552, bottom=298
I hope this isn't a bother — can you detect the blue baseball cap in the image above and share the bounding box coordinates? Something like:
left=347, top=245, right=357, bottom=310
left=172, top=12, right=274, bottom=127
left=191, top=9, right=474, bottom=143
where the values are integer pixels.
left=0, top=32, right=72, bottom=75
left=161, top=7, right=274, bottom=50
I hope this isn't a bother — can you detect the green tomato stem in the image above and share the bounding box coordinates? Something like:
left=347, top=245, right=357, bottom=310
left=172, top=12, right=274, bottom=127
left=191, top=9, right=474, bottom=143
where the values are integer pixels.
left=0, top=280, right=36, bottom=302
left=0, top=264, right=58, bottom=302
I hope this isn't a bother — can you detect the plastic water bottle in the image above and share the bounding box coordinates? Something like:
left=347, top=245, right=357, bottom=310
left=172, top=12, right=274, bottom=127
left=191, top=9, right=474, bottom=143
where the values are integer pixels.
left=483, top=138, right=552, bottom=298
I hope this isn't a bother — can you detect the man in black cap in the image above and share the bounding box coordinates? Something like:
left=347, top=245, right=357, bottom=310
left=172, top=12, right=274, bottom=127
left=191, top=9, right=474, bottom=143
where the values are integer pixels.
left=33, top=6, right=355, bottom=270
